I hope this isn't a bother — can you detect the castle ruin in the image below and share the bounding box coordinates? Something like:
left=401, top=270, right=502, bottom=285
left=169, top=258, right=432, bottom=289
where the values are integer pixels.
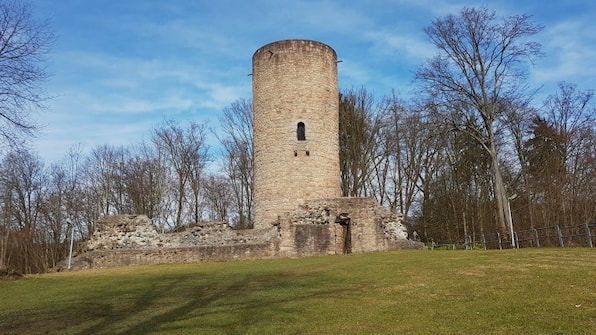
left=253, top=40, right=341, bottom=227
left=66, top=40, right=423, bottom=270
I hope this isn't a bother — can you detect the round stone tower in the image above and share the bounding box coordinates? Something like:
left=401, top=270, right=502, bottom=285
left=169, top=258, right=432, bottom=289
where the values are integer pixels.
left=252, top=39, right=340, bottom=228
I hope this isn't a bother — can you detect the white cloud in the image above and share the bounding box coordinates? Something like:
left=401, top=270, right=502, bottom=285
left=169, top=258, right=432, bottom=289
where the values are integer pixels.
left=192, top=81, right=249, bottom=110
left=531, top=18, right=596, bottom=88
left=338, top=61, right=373, bottom=88
left=364, top=30, right=434, bottom=60
left=28, top=0, right=596, bottom=164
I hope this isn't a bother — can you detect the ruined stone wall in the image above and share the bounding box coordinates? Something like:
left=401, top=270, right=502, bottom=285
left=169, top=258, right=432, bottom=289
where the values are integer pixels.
left=59, top=39, right=425, bottom=271
left=72, top=244, right=277, bottom=270
left=278, top=198, right=424, bottom=258
left=278, top=219, right=341, bottom=257
left=67, top=215, right=279, bottom=270
left=65, top=203, right=422, bottom=270
left=83, top=215, right=277, bottom=250
left=252, top=40, right=340, bottom=228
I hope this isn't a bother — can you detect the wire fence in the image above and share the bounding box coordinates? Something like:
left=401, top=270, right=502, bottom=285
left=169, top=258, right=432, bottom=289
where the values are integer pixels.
left=429, top=223, right=595, bottom=250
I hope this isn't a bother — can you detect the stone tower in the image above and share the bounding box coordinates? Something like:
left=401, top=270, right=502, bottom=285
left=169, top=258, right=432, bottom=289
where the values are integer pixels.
left=252, top=39, right=340, bottom=228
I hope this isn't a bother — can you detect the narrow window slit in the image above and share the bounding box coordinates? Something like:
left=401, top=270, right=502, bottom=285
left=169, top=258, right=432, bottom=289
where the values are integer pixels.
left=297, top=122, right=306, bottom=141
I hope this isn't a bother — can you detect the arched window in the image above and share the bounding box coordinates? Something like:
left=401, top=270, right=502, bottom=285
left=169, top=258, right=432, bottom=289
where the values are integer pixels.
left=297, top=122, right=306, bottom=141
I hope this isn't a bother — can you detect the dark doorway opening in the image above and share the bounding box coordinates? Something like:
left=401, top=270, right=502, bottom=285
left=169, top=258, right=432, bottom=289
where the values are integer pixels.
left=336, top=214, right=352, bottom=254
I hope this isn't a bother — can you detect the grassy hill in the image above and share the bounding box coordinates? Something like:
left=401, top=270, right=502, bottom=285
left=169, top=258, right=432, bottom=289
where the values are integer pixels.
left=1, top=248, right=594, bottom=334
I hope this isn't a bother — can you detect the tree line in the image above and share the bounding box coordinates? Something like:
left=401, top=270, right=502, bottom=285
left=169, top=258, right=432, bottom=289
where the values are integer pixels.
left=1, top=4, right=594, bottom=273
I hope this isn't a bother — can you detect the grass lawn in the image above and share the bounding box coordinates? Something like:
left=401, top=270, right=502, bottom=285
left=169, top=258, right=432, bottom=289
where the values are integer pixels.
left=1, top=248, right=594, bottom=334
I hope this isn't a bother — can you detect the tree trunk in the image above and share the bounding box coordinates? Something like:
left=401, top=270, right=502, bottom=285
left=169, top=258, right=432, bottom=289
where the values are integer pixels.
left=491, top=146, right=509, bottom=233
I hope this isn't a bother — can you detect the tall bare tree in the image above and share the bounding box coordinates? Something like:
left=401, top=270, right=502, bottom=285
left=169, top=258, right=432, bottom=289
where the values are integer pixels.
left=376, top=96, right=447, bottom=220
left=525, top=117, right=566, bottom=225
left=84, top=144, right=128, bottom=216
left=202, top=174, right=233, bottom=222
left=541, top=82, right=595, bottom=226
left=124, top=142, right=166, bottom=221
left=339, top=88, right=383, bottom=197
left=416, top=7, right=543, bottom=232
left=0, top=148, right=46, bottom=273
left=153, top=120, right=209, bottom=228
left=0, top=1, right=52, bottom=145
left=500, top=98, right=537, bottom=230
left=217, top=99, right=254, bottom=228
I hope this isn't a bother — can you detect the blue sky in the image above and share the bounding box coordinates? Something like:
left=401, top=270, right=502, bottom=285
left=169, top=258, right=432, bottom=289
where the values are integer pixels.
left=29, top=0, right=595, bottom=163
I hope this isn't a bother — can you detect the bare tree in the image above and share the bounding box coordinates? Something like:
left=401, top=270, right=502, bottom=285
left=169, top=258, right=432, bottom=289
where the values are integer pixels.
left=543, top=82, right=594, bottom=172
left=416, top=7, right=543, bottom=232
left=541, top=82, right=595, bottom=226
left=218, top=99, right=254, bottom=228
left=123, top=142, right=166, bottom=221
left=202, top=174, right=233, bottom=222
left=525, top=117, right=566, bottom=224
left=378, top=97, right=448, bottom=221
left=153, top=120, right=209, bottom=228
left=84, top=144, right=129, bottom=216
left=36, top=146, right=90, bottom=266
left=0, top=1, right=52, bottom=145
left=339, top=88, right=384, bottom=197
left=40, top=164, right=67, bottom=267
left=500, top=98, right=538, bottom=230
left=0, top=148, right=47, bottom=273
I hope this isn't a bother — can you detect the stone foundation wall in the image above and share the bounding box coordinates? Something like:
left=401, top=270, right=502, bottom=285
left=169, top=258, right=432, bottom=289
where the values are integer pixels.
left=64, top=200, right=423, bottom=271
left=83, top=215, right=277, bottom=251
left=66, top=215, right=279, bottom=270
left=72, top=244, right=277, bottom=270
left=278, top=197, right=424, bottom=258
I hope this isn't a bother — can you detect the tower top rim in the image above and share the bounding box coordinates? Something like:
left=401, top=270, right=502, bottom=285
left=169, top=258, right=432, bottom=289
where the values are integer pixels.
left=253, top=39, right=337, bottom=62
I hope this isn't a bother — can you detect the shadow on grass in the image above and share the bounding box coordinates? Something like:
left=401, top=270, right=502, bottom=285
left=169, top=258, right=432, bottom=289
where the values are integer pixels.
left=59, top=268, right=353, bottom=335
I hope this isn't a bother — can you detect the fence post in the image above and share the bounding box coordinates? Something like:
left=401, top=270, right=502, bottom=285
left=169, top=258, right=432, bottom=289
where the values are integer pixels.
left=534, top=229, right=540, bottom=248
left=586, top=224, right=593, bottom=248
left=482, top=233, right=487, bottom=250
left=514, top=232, right=519, bottom=249
left=497, top=232, right=502, bottom=250
left=557, top=225, right=564, bottom=247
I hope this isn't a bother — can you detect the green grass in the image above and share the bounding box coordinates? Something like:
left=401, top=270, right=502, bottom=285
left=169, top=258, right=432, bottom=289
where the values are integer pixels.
left=1, top=248, right=595, bottom=335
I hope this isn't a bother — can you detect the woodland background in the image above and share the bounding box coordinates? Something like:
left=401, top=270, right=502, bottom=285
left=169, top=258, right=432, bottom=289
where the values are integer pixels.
left=0, top=4, right=593, bottom=273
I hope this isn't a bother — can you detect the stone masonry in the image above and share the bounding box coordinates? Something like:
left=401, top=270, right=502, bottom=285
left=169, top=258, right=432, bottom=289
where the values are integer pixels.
left=67, top=199, right=421, bottom=270
left=278, top=198, right=422, bottom=258
left=62, top=39, right=424, bottom=270
left=253, top=40, right=341, bottom=228
left=67, top=215, right=279, bottom=270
